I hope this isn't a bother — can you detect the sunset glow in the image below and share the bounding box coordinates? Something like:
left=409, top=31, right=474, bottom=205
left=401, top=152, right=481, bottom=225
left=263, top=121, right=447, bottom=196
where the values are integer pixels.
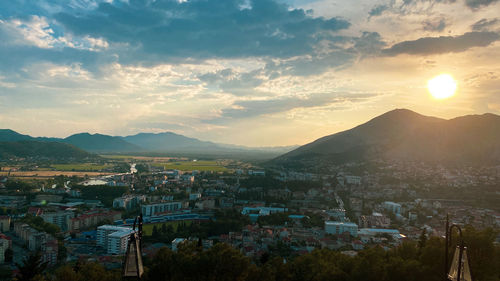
left=427, top=74, right=457, bottom=100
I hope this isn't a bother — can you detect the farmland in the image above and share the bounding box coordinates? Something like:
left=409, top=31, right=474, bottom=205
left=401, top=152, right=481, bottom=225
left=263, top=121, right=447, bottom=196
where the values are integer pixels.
left=51, top=163, right=110, bottom=171
left=153, top=160, right=228, bottom=172
left=0, top=170, right=112, bottom=178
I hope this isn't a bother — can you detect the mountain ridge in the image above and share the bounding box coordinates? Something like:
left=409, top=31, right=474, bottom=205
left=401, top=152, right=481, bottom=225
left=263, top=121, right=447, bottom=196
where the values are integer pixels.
left=270, top=109, right=500, bottom=169
left=0, top=129, right=296, bottom=156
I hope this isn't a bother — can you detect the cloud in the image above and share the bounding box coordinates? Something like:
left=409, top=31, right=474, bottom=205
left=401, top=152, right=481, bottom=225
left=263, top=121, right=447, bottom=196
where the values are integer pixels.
left=471, top=18, right=499, bottom=31
left=220, top=92, right=377, bottom=119
left=422, top=18, right=447, bottom=32
left=465, top=0, right=500, bottom=9
left=54, top=0, right=350, bottom=63
left=368, top=5, right=388, bottom=19
left=382, top=31, right=500, bottom=56
left=198, top=68, right=265, bottom=96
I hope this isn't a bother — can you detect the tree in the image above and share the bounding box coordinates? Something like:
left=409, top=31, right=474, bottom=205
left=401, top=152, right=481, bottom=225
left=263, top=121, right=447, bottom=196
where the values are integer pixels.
left=418, top=228, right=427, bottom=250
left=152, top=225, right=159, bottom=238
left=4, top=248, right=13, bottom=263
left=15, top=252, right=48, bottom=281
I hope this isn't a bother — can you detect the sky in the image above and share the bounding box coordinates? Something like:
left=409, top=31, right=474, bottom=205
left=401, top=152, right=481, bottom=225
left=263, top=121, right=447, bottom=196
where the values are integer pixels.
left=0, top=0, right=499, bottom=146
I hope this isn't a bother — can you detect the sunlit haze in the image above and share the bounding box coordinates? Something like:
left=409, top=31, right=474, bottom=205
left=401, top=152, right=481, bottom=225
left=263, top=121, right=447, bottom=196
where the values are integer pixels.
left=0, top=0, right=499, bottom=146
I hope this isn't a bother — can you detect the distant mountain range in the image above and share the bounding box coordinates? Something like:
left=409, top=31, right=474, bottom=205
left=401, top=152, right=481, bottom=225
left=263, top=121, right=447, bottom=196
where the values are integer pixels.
left=270, top=109, right=500, bottom=169
left=0, top=129, right=297, bottom=159
left=0, top=140, right=93, bottom=160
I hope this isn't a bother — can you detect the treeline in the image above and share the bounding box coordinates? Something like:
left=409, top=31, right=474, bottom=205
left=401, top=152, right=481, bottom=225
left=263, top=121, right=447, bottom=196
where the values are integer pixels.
left=20, top=215, right=61, bottom=237
left=78, top=185, right=128, bottom=207
left=146, top=210, right=251, bottom=243
left=13, top=226, right=500, bottom=281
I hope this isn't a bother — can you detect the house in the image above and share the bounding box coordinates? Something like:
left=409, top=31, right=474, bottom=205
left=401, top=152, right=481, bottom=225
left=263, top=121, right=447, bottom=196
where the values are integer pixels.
left=0, top=234, right=11, bottom=263
left=325, top=221, right=358, bottom=237
left=0, top=216, right=10, bottom=232
left=172, top=238, right=186, bottom=252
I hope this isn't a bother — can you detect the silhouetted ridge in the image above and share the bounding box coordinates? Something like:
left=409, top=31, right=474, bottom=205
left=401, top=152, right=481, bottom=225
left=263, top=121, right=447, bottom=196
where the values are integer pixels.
left=270, top=108, right=500, bottom=168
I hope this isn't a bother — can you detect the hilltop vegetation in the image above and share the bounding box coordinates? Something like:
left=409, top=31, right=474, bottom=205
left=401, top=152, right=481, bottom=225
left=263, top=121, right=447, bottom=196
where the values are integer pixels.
left=0, top=141, right=94, bottom=160
left=15, top=226, right=500, bottom=281
left=271, top=109, right=500, bottom=170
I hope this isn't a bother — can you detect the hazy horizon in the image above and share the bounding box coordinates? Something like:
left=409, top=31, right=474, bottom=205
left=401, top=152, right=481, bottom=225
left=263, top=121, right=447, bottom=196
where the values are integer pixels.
left=1, top=0, right=499, bottom=146
left=2, top=108, right=499, bottom=148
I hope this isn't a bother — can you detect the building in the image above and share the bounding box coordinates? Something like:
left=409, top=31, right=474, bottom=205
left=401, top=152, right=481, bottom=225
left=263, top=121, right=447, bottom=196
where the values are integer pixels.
left=0, top=195, right=26, bottom=208
left=97, top=225, right=134, bottom=254
left=172, top=238, right=186, bottom=251
left=113, top=195, right=146, bottom=210
left=248, top=170, right=265, bottom=176
left=195, top=199, right=216, bottom=210
left=189, top=193, right=201, bottom=201
left=40, top=211, right=75, bottom=231
left=68, top=209, right=122, bottom=232
left=241, top=207, right=287, bottom=216
left=345, top=176, right=362, bottom=185
left=327, top=209, right=346, bottom=221
left=108, top=229, right=134, bottom=254
left=141, top=202, right=183, bottom=217
left=13, top=222, right=58, bottom=264
left=383, top=202, right=402, bottom=214
left=359, top=212, right=391, bottom=228
left=325, top=221, right=358, bottom=237
left=0, top=234, right=11, bottom=263
left=0, top=216, right=10, bottom=232
left=357, top=228, right=404, bottom=244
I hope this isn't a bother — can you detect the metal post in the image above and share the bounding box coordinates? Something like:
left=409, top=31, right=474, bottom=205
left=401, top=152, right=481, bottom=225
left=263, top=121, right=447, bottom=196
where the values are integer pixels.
left=445, top=214, right=449, bottom=281
left=457, top=241, right=464, bottom=281
left=447, top=224, right=463, bottom=281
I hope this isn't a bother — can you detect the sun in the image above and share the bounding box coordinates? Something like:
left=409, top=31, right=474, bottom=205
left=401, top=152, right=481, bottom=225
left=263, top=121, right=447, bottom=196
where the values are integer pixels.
left=427, top=74, right=457, bottom=100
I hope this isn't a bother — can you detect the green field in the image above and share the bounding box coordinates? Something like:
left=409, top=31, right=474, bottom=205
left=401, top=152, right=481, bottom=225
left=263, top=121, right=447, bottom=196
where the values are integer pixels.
left=142, top=221, right=192, bottom=236
left=51, top=163, right=110, bottom=171
left=155, top=161, right=228, bottom=172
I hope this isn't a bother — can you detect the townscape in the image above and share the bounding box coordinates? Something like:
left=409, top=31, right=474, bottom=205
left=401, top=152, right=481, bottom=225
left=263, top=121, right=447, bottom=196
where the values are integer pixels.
left=0, top=153, right=498, bottom=278
left=1, top=0, right=500, bottom=280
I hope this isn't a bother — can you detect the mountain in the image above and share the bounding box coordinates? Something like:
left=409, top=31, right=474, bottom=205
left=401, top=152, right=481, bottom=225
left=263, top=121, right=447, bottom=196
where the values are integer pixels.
left=0, top=141, right=93, bottom=159
left=63, top=133, right=142, bottom=153
left=270, top=109, right=500, bottom=169
left=0, top=129, right=33, bottom=142
left=123, top=132, right=221, bottom=151
left=0, top=130, right=295, bottom=158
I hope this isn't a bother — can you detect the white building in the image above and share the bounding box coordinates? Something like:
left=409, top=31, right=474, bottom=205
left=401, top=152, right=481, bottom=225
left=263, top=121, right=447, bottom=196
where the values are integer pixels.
left=172, top=238, right=186, bottom=252
left=108, top=229, right=134, bottom=254
left=325, top=221, right=358, bottom=237
left=97, top=225, right=134, bottom=254
left=345, top=176, right=362, bottom=185
left=241, top=207, right=287, bottom=216
left=40, top=211, right=74, bottom=231
left=113, top=195, right=146, bottom=210
left=141, top=202, right=183, bottom=217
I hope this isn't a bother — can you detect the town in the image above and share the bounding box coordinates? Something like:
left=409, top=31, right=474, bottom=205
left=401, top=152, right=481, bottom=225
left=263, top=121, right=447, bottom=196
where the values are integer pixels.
left=0, top=156, right=498, bottom=277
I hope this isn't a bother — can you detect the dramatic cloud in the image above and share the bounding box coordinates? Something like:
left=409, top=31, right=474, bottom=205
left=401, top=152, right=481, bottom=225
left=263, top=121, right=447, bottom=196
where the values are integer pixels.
left=471, top=18, right=499, bottom=31
left=54, top=0, right=350, bottom=63
left=382, top=31, right=500, bottom=56
left=465, top=0, right=500, bottom=8
left=0, top=0, right=499, bottom=145
left=220, top=92, right=377, bottom=119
